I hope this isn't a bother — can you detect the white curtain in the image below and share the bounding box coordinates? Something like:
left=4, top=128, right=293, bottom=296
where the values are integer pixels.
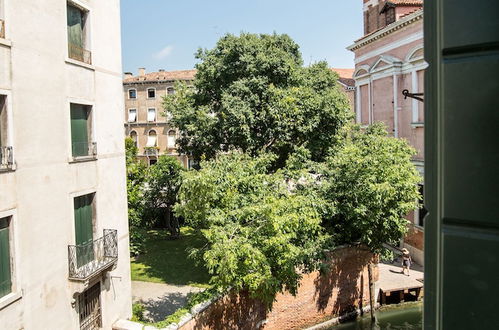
left=146, top=134, right=157, bottom=147
left=167, top=131, right=176, bottom=148
left=147, top=109, right=156, bottom=122
left=128, top=109, right=137, bottom=122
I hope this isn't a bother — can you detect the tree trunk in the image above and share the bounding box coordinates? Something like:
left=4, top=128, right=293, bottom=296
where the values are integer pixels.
left=368, top=262, right=376, bottom=322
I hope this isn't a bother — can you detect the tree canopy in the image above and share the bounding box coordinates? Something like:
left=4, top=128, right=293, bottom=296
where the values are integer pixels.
left=175, top=152, right=327, bottom=304
left=164, top=32, right=352, bottom=167
left=316, top=123, right=421, bottom=253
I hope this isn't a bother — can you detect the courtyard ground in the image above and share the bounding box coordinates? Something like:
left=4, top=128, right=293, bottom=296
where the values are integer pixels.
left=130, top=227, right=211, bottom=322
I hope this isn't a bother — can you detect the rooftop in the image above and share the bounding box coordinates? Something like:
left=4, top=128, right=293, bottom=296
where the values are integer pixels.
left=123, top=69, right=197, bottom=84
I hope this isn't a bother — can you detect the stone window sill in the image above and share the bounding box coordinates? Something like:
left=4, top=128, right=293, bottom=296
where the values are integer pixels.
left=65, top=57, right=95, bottom=71
left=0, top=291, right=22, bottom=311
left=69, top=156, right=98, bottom=164
left=0, top=38, right=12, bottom=48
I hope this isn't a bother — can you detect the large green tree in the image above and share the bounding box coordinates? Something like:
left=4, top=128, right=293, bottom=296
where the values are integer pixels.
left=143, top=156, right=185, bottom=238
left=317, top=123, right=421, bottom=253
left=164, top=33, right=352, bottom=167
left=175, top=152, right=327, bottom=304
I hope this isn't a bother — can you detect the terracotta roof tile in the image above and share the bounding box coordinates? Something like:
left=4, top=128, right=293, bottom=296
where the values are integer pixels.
left=124, top=69, right=197, bottom=83
left=388, top=0, right=423, bottom=5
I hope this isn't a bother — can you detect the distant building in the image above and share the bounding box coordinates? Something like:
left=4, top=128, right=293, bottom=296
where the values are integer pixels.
left=123, top=69, right=196, bottom=167
left=0, top=1, right=131, bottom=329
left=348, top=0, right=425, bottom=263
left=331, top=68, right=356, bottom=112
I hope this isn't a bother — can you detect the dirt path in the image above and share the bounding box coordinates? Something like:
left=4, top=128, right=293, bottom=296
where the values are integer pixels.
left=132, top=281, right=204, bottom=323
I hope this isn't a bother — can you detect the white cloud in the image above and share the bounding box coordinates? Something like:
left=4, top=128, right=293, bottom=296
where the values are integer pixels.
left=153, top=45, right=174, bottom=60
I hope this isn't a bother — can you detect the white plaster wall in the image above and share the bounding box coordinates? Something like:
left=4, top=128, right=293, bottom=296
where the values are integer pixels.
left=0, top=0, right=131, bottom=328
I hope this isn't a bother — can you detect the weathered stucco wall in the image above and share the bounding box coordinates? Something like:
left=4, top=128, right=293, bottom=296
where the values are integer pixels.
left=180, top=246, right=378, bottom=330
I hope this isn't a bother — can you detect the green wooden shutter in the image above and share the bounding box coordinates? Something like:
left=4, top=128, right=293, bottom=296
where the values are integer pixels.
left=74, top=195, right=94, bottom=267
left=70, top=104, right=89, bottom=157
left=0, top=218, right=11, bottom=298
left=425, top=1, right=499, bottom=328
left=67, top=5, right=83, bottom=48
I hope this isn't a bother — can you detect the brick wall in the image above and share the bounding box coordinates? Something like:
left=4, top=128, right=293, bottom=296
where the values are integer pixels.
left=180, top=246, right=378, bottom=330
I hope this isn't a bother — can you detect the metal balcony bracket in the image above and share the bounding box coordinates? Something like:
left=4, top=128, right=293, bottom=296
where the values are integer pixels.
left=402, top=89, right=424, bottom=102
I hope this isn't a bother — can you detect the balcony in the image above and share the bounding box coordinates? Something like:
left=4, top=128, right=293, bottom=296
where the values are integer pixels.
left=144, top=147, right=159, bottom=157
left=68, top=229, right=118, bottom=281
left=0, top=19, right=5, bottom=39
left=0, top=146, right=14, bottom=171
left=68, top=42, right=92, bottom=65
left=72, top=142, right=97, bottom=160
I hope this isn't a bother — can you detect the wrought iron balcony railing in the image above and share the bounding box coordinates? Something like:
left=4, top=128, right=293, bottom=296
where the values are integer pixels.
left=68, top=229, right=118, bottom=281
left=72, top=142, right=97, bottom=159
left=144, top=147, right=158, bottom=156
left=68, top=42, right=92, bottom=65
left=0, top=19, right=5, bottom=39
left=0, top=146, right=14, bottom=170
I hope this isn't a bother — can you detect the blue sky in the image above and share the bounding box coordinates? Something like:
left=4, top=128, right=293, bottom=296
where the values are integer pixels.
left=120, top=1, right=362, bottom=74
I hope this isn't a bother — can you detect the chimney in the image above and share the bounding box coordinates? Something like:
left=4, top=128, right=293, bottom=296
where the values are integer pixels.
left=363, top=0, right=383, bottom=35
left=138, top=68, right=146, bottom=76
left=124, top=72, right=133, bottom=79
left=159, top=69, right=165, bottom=72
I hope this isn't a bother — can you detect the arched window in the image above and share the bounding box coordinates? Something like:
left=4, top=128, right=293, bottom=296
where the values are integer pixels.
left=146, top=130, right=157, bottom=147
left=130, top=131, right=138, bottom=146
left=167, top=130, right=176, bottom=148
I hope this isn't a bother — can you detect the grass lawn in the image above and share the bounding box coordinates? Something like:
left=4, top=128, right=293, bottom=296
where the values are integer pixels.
left=131, top=227, right=211, bottom=288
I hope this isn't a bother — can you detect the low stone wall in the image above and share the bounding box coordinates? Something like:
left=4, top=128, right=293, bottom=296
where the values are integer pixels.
left=180, top=246, right=377, bottom=330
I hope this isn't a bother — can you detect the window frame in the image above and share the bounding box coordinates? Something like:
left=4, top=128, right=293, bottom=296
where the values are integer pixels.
left=68, top=100, right=96, bottom=161
left=167, top=129, right=176, bottom=149
left=147, top=108, right=157, bottom=123
left=147, top=88, right=156, bottom=99
left=166, top=87, right=175, bottom=95
left=66, top=1, right=92, bottom=64
left=128, top=88, right=137, bottom=100
left=0, top=90, right=14, bottom=171
left=146, top=129, right=157, bottom=147
left=127, top=108, right=137, bottom=123
left=129, top=130, right=138, bottom=147
left=0, top=208, right=21, bottom=310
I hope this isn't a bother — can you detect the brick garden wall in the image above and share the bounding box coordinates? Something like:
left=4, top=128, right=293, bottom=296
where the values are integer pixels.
left=180, top=246, right=378, bottom=330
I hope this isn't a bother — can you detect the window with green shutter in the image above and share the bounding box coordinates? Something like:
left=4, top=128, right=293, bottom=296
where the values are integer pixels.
left=0, top=217, right=11, bottom=298
left=74, top=194, right=94, bottom=267
left=70, top=104, right=90, bottom=157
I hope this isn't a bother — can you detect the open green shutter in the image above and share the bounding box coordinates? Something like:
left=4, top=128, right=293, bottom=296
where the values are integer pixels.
left=67, top=5, right=83, bottom=48
left=70, top=104, right=89, bottom=157
left=74, top=195, right=94, bottom=267
left=0, top=224, right=11, bottom=298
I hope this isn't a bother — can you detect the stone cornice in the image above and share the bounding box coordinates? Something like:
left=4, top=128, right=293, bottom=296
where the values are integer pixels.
left=347, top=9, right=423, bottom=52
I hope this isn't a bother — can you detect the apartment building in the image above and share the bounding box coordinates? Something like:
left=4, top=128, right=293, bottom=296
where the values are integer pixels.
left=347, top=0, right=425, bottom=263
left=0, top=1, right=131, bottom=329
left=123, top=69, right=195, bottom=167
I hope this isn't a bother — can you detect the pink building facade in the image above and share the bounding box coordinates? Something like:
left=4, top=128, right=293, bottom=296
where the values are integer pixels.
left=348, top=0, right=425, bottom=263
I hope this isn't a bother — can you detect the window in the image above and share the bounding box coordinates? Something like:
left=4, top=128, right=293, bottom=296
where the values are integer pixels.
left=147, top=88, right=156, bottom=99
left=74, top=194, right=95, bottom=267
left=70, top=103, right=95, bottom=158
left=146, top=130, right=157, bottom=147
left=147, top=108, right=156, bottom=122
left=0, top=216, right=11, bottom=298
left=67, top=3, right=91, bottom=64
left=130, top=131, right=138, bottom=147
left=148, top=158, right=157, bottom=166
left=0, top=5, right=5, bottom=39
left=78, top=282, right=102, bottom=330
left=128, top=109, right=137, bottom=123
left=0, top=95, right=13, bottom=170
left=167, top=87, right=175, bottom=95
left=128, top=89, right=137, bottom=99
left=167, top=130, right=176, bottom=148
